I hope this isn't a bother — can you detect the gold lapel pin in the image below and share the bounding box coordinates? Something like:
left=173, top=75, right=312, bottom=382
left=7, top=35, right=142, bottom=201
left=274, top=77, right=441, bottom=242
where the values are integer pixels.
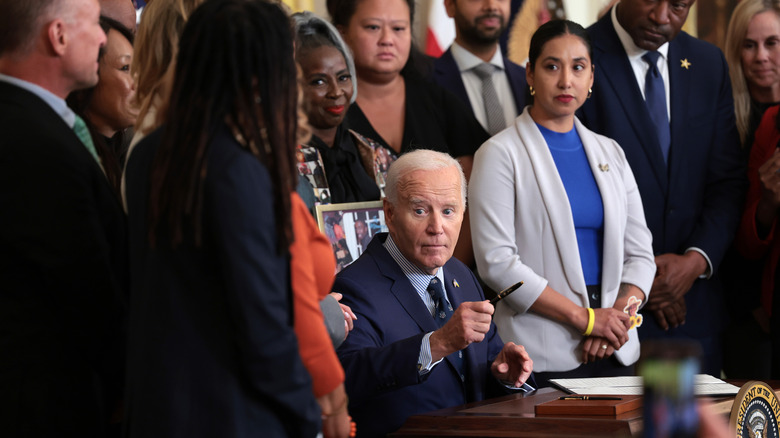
left=680, top=58, right=691, bottom=69
left=598, top=163, right=610, bottom=172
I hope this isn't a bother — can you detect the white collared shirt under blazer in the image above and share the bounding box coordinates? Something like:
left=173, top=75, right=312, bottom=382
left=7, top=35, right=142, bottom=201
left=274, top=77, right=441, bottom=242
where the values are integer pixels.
left=469, top=108, right=656, bottom=373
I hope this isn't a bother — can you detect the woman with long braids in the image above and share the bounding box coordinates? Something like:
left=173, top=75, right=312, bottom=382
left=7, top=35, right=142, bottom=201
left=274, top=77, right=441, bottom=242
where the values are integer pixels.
left=123, top=0, right=320, bottom=436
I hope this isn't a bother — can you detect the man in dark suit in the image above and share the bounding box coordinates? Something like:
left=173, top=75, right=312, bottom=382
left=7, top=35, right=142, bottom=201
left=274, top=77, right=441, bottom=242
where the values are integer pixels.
left=0, top=0, right=127, bottom=436
left=335, top=150, right=534, bottom=437
left=433, top=0, right=526, bottom=136
left=578, top=0, right=745, bottom=375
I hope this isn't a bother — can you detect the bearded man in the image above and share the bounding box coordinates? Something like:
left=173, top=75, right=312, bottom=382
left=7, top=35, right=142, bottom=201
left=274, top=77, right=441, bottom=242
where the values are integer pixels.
left=432, top=0, right=526, bottom=136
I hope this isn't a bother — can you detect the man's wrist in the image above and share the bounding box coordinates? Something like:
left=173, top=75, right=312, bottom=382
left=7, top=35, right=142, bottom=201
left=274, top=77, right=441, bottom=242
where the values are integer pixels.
left=418, top=332, right=444, bottom=374
left=429, top=329, right=453, bottom=362
left=684, top=248, right=711, bottom=279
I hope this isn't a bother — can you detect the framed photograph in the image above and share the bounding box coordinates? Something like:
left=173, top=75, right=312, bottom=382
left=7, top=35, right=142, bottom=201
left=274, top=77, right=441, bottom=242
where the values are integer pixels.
left=295, top=145, right=331, bottom=205
left=316, top=200, right=387, bottom=272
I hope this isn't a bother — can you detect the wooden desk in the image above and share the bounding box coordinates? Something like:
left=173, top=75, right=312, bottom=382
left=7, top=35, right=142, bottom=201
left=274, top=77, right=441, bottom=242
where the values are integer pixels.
left=392, top=387, right=642, bottom=437
left=393, top=381, right=780, bottom=437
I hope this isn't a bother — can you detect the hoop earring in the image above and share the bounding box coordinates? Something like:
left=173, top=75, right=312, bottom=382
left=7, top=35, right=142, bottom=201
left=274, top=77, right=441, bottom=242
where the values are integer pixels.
left=529, top=86, right=535, bottom=96
left=587, top=88, right=592, bottom=99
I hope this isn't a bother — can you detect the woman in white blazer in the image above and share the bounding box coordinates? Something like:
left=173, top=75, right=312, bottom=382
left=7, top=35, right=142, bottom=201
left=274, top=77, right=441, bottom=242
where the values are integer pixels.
left=469, top=20, right=656, bottom=385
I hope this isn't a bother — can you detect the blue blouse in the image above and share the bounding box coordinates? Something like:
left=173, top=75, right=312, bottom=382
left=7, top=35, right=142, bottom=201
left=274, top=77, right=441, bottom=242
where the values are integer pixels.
left=537, top=123, right=604, bottom=286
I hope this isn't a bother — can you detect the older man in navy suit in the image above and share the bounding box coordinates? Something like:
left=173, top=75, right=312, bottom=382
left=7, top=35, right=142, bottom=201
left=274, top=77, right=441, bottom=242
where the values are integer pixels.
left=334, top=150, right=534, bottom=438
left=432, top=0, right=526, bottom=136
left=578, top=0, right=746, bottom=375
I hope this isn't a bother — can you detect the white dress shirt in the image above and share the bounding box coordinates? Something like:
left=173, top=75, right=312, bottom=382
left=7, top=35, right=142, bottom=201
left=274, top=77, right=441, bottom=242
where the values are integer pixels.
left=611, top=4, right=670, bottom=118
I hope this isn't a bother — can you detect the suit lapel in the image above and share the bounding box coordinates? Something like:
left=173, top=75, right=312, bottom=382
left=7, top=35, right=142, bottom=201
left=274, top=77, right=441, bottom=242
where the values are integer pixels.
left=667, top=37, right=691, bottom=184
left=368, top=237, right=439, bottom=334
left=591, top=16, right=668, bottom=191
left=369, top=237, right=474, bottom=386
left=0, top=83, right=123, bottom=207
left=435, top=50, right=473, bottom=116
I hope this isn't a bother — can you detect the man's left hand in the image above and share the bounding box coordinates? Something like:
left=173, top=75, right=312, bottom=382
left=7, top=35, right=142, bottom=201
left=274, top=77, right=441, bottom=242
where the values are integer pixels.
left=647, top=252, right=706, bottom=309
left=490, top=342, right=533, bottom=388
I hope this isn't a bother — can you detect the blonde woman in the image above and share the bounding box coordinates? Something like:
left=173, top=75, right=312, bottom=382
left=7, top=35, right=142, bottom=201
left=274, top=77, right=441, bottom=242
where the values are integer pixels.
left=725, top=0, right=780, bottom=149
left=130, top=0, right=205, bottom=148
left=122, top=0, right=205, bottom=210
left=722, top=0, right=780, bottom=379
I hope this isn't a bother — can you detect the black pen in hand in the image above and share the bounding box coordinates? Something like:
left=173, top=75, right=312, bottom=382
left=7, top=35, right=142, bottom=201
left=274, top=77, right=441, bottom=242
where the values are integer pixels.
left=489, top=281, right=524, bottom=306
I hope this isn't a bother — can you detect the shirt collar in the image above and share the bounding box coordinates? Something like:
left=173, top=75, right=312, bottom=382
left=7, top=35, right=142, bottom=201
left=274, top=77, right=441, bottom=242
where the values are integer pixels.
left=383, top=234, right=445, bottom=292
left=450, top=41, right=505, bottom=73
left=611, top=3, right=669, bottom=62
left=0, top=73, right=76, bottom=127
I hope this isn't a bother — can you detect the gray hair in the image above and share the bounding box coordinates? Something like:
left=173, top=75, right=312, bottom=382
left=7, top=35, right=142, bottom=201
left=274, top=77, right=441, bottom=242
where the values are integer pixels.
left=384, top=149, right=467, bottom=207
left=292, top=10, right=357, bottom=104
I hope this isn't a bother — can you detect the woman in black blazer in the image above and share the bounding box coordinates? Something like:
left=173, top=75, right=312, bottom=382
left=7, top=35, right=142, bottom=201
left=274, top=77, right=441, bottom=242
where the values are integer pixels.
left=123, top=0, right=320, bottom=436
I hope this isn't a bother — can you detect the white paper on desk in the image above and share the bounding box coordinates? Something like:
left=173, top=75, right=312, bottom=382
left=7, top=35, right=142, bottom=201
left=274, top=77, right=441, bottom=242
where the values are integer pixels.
left=549, top=374, right=740, bottom=396
left=550, top=376, right=642, bottom=390
left=566, top=386, right=644, bottom=395
left=694, top=382, right=741, bottom=396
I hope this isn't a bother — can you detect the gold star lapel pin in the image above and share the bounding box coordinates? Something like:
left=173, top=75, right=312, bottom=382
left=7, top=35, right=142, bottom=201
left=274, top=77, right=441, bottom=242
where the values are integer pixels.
left=680, top=58, right=691, bottom=69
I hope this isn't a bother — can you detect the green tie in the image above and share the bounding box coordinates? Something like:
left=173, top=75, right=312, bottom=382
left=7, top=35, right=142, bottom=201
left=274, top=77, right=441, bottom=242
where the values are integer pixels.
left=72, top=114, right=100, bottom=163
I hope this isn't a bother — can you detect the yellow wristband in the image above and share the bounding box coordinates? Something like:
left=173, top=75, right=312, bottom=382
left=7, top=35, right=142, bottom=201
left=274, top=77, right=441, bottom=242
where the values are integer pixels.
left=583, top=308, right=595, bottom=336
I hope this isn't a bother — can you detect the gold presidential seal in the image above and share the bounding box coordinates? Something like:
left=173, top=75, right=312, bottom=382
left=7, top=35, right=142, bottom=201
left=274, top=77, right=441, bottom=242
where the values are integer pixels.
left=730, top=381, right=780, bottom=438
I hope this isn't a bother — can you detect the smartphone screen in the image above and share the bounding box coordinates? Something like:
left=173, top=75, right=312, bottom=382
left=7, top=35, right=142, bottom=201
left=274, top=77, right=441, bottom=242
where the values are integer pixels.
left=639, top=340, right=701, bottom=438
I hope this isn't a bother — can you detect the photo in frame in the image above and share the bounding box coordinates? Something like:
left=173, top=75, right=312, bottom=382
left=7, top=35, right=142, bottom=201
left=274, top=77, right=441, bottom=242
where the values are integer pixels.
left=295, top=145, right=331, bottom=205
left=316, top=201, right=387, bottom=273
